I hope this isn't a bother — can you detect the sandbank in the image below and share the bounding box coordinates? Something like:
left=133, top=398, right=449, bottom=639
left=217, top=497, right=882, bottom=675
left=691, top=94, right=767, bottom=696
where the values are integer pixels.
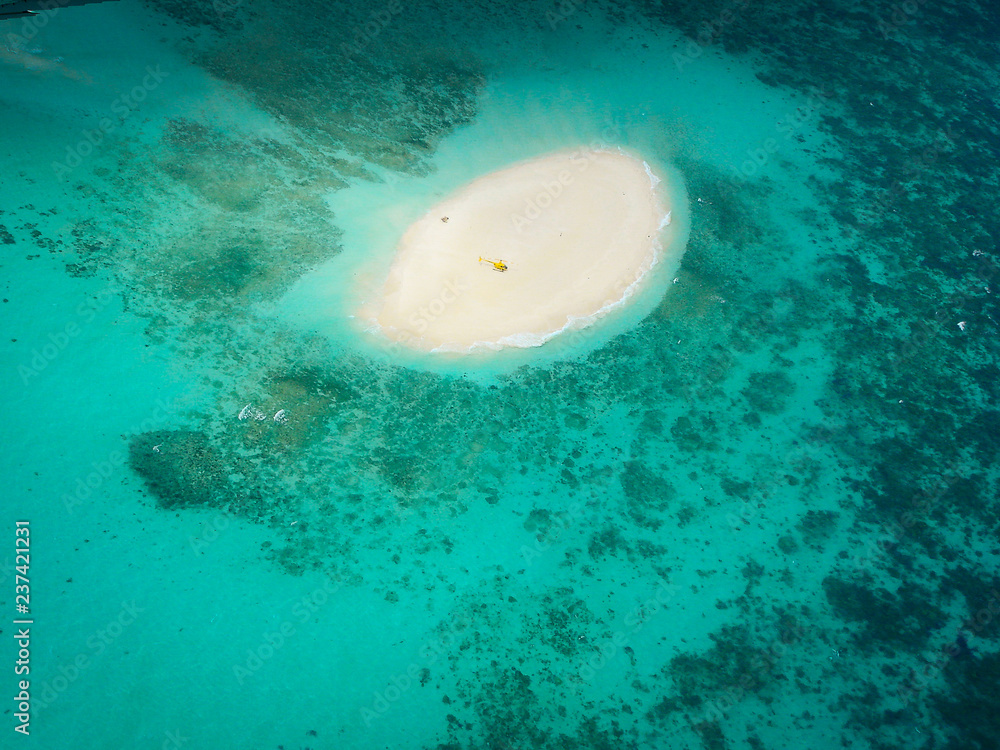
left=362, top=148, right=684, bottom=352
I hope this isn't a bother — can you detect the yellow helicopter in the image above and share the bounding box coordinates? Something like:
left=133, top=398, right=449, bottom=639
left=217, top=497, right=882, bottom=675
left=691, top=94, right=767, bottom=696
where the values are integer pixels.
left=478, top=256, right=508, bottom=272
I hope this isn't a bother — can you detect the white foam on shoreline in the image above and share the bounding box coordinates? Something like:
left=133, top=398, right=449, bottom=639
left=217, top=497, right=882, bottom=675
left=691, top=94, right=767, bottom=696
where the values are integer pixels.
left=436, top=231, right=666, bottom=354
left=362, top=147, right=687, bottom=355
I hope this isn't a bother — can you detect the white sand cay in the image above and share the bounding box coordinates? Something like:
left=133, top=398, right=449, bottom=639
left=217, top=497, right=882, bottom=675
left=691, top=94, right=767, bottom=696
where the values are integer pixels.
left=363, top=148, right=686, bottom=352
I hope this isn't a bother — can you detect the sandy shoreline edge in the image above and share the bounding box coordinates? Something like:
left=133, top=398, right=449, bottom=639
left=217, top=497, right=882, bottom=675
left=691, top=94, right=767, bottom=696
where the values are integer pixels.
left=362, top=147, right=686, bottom=352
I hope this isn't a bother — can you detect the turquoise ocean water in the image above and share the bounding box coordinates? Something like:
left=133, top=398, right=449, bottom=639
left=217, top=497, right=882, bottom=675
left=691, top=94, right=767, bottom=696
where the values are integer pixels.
left=3, top=1, right=999, bottom=748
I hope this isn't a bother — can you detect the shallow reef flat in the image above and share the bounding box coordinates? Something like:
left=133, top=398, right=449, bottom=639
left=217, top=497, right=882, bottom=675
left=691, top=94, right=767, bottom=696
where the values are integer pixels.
left=3, top=0, right=999, bottom=747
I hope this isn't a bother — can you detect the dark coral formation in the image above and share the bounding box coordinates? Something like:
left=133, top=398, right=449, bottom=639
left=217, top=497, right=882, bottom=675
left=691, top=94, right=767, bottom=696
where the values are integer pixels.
left=129, top=430, right=231, bottom=509
left=48, top=0, right=993, bottom=747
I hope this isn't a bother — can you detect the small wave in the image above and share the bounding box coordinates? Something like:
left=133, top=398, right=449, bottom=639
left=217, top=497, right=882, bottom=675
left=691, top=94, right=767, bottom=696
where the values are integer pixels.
left=643, top=160, right=663, bottom=189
